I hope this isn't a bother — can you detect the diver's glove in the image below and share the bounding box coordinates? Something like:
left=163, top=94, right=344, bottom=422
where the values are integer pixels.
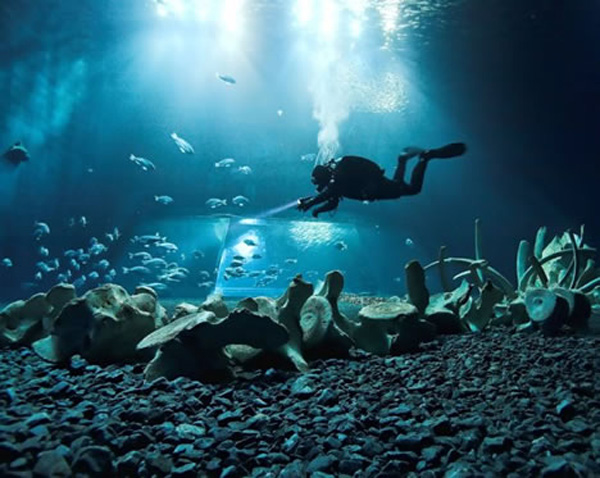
left=297, top=196, right=313, bottom=212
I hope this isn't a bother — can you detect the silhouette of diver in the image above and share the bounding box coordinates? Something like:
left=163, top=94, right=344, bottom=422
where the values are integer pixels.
left=297, top=142, right=467, bottom=218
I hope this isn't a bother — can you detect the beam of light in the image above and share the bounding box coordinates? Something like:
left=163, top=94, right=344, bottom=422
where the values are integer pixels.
left=294, top=0, right=314, bottom=27
left=254, top=200, right=299, bottom=219
left=319, top=0, right=340, bottom=41
left=350, top=18, right=362, bottom=38
left=378, top=0, right=401, bottom=35
left=344, top=0, right=368, bottom=38
left=156, top=3, right=169, bottom=17
left=220, top=0, right=245, bottom=34
left=193, top=0, right=210, bottom=22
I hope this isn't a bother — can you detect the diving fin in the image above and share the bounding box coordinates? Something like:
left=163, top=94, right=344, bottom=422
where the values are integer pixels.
left=424, top=142, right=467, bottom=160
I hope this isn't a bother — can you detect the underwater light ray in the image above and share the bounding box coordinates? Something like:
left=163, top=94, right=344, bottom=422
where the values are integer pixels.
left=254, top=200, right=299, bottom=219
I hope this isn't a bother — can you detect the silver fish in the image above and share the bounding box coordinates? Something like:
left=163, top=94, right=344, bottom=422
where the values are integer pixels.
left=232, top=195, right=250, bottom=207
left=155, top=195, right=174, bottom=205
left=141, top=282, right=169, bottom=291
left=129, top=153, right=156, bottom=172
left=236, top=166, right=252, bottom=175
left=206, top=198, right=227, bottom=209
left=128, top=251, right=152, bottom=261
left=122, top=266, right=151, bottom=275
left=215, top=158, right=235, bottom=168
left=170, top=132, right=195, bottom=154
left=33, top=221, right=50, bottom=240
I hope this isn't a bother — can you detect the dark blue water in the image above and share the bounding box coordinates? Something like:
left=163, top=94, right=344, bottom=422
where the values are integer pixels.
left=0, top=0, right=598, bottom=302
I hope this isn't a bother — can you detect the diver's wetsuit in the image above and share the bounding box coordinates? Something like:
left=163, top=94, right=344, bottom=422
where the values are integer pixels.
left=304, top=154, right=428, bottom=217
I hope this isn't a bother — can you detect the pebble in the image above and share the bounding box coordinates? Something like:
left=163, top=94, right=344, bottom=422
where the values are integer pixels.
left=0, top=330, right=597, bottom=477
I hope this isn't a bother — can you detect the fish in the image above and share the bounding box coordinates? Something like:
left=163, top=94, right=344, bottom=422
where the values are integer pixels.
left=215, top=158, right=235, bottom=168
left=39, top=247, right=49, bottom=257
left=193, top=250, right=205, bottom=260
left=405, top=237, right=414, bottom=247
left=57, top=273, right=68, bottom=283
left=64, top=249, right=79, bottom=258
left=232, top=195, right=250, bottom=207
left=285, top=258, right=298, bottom=265
left=198, top=270, right=211, bottom=281
left=97, top=259, right=110, bottom=270
left=129, top=154, right=156, bottom=172
left=142, top=258, right=168, bottom=269
left=89, top=243, right=107, bottom=256
left=230, top=259, right=245, bottom=268
left=128, top=251, right=153, bottom=261
left=70, top=259, right=81, bottom=271
left=155, top=195, right=174, bottom=205
left=300, top=153, right=317, bottom=162
left=2, top=258, right=13, bottom=268
left=248, top=270, right=262, bottom=278
left=170, top=132, right=195, bottom=154
left=243, top=238, right=258, bottom=246
left=206, top=198, right=227, bottom=209
left=141, top=282, right=169, bottom=291
left=334, top=241, right=348, bottom=251
left=216, top=72, right=236, bottom=85
left=88, top=271, right=100, bottom=280
left=79, top=216, right=87, bottom=228
left=251, top=253, right=262, bottom=259
left=131, top=233, right=166, bottom=245
left=122, top=266, right=152, bottom=275
left=113, top=228, right=121, bottom=241
left=256, top=276, right=276, bottom=287
left=155, top=242, right=178, bottom=252
left=36, top=261, right=55, bottom=274
left=235, top=166, right=253, bottom=175
left=105, top=233, right=114, bottom=242
left=197, top=281, right=214, bottom=289
left=35, top=271, right=43, bottom=281
left=33, top=221, right=50, bottom=240
left=160, top=270, right=188, bottom=282
left=79, top=253, right=91, bottom=264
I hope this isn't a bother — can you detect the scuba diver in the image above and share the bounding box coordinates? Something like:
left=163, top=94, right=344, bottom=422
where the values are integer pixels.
left=2, top=142, right=30, bottom=166
left=297, top=142, right=467, bottom=218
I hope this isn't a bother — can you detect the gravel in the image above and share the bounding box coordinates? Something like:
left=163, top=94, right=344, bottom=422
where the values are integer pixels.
left=0, top=329, right=598, bottom=477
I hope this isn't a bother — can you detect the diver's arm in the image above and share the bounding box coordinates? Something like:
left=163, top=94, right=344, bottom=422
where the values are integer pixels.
left=297, top=186, right=336, bottom=211
left=311, top=197, right=340, bottom=217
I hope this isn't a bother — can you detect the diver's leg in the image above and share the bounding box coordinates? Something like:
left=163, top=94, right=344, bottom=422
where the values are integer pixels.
left=403, top=157, right=429, bottom=196
left=393, top=154, right=409, bottom=182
